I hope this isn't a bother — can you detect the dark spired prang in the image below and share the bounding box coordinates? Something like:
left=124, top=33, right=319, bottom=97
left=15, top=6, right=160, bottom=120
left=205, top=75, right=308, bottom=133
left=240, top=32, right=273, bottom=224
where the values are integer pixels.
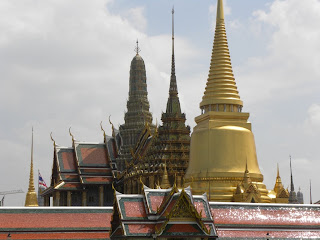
left=117, top=41, right=154, bottom=171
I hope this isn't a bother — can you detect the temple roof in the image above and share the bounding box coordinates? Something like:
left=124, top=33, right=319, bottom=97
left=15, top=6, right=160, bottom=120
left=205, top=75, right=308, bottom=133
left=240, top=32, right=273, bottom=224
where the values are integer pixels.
left=43, top=133, right=118, bottom=196
left=0, top=207, right=112, bottom=240
left=211, top=202, right=320, bottom=238
left=111, top=186, right=217, bottom=239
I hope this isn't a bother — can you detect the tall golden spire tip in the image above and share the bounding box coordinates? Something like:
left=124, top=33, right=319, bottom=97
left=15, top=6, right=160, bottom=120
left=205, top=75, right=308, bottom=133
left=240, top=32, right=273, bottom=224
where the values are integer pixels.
left=217, top=0, right=224, bottom=22
left=25, top=127, right=38, bottom=207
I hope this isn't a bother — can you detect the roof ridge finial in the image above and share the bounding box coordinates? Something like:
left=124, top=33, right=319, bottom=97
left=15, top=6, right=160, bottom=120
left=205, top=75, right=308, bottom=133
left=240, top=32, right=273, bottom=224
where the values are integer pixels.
left=109, top=115, right=115, bottom=138
left=50, top=132, right=56, bottom=147
left=69, top=127, right=75, bottom=142
left=135, top=39, right=141, bottom=55
left=100, top=121, right=106, bottom=139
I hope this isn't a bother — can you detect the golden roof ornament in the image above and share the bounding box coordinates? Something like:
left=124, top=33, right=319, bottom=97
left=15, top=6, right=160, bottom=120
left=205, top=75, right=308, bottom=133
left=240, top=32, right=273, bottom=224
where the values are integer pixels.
left=50, top=132, right=56, bottom=147
left=69, top=127, right=75, bottom=142
left=109, top=115, right=115, bottom=138
left=25, top=127, right=39, bottom=207
left=100, top=121, right=106, bottom=139
left=160, top=162, right=171, bottom=189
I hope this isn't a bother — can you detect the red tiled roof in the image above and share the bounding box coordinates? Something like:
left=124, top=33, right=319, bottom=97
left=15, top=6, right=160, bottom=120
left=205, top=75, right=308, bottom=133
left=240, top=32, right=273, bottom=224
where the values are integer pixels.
left=123, top=201, right=147, bottom=218
left=0, top=212, right=111, bottom=229
left=211, top=204, right=320, bottom=226
left=126, top=224, right=154, bottom=234
left=82, top=176, right=112, bottom=184
left=194, top=201, right=207, bottom=218
left=218, top=230, right=320, bottom=238
left=61, top=151, right=77, bottom=171
left=166, top=224, right=200, bottom=233
left=149, top=195, right=165, bottom=212
left=0, top=232, right=109, bottom=239
left=80, top=147, right=108, bottom=166
left=0, top=208, right=113, bottom=240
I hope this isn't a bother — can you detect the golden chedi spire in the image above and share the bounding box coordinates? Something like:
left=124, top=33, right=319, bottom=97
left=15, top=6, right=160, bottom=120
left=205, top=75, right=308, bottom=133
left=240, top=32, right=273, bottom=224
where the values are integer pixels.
left=200, top=0, right=242, bottom=109
left=184, top=0, right=270, bottom=203
left=273, top=164, right=284, bottom=194
left=160, top=162, right=171, bottom=189
left=25, top=127, right=39, bottom=207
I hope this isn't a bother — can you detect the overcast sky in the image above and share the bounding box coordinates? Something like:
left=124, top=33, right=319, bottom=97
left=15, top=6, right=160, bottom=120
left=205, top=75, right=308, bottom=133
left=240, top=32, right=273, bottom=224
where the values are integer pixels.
left=1, top=0, right=320, bottom=206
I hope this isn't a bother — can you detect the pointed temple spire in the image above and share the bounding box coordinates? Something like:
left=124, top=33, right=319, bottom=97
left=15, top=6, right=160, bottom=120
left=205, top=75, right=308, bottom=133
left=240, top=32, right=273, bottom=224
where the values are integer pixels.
left=170, top=7, right=177, bottom=95
left=166, top=7, right=181, bottom=114
left=288, top=156, right=298, bottom=204
left=118, top=41, right=154, bottom=171
left=200, top=0, right=242, bottom=111
left=274, top=163, right=283, bottom=191
left=184, top=0, right=270, bottom=203
left=290, top=156, right=295, bottom=192
left=25, top=127, right=39, bottom=207
left=161, top=162, right=171, bottom=189
left=310, top=180, right=312, bottom=204
left=243, top=161, right=251, bottom=185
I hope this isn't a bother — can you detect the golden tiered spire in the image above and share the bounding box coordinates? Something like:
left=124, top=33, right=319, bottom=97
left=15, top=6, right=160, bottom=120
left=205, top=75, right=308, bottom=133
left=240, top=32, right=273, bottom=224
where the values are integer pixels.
left=185, top=0, right=269, bottom=203
left=161, top=162, right=171, bottom=189
left=273, top=164, right=284, bottom=194
left=25, top=127, right=39, bottom=207
left=200, top=0, right=243, bottom=110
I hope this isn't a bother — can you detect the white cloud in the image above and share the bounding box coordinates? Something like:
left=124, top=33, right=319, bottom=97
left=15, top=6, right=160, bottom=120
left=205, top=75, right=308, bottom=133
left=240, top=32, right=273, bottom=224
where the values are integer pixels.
left=122, top=7, right=147, bottom=32
left=238, top=0, right=320, bottom=106
left=304, top=104, right=320, bottom=135
left=0, top=0, right=200, bottom=206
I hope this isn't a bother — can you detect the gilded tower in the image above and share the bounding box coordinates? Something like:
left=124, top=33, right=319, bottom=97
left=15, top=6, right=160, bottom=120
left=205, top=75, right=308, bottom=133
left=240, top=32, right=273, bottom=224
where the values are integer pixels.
left=184, top=0, right=270, bottom=202
left=268, top=164, right=289, bottom=203
left=157, top=8, right=191, bottom=187
left=25, top=128, right=39, bottom=207
left=118, top=42, right=154, bottom=171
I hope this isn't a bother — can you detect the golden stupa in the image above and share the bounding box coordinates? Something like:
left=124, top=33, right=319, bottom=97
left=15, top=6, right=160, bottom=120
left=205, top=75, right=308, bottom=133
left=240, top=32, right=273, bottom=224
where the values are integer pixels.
left=184, top=0, right=271, bottom=203
left=25, top=128, right=39, bottom=207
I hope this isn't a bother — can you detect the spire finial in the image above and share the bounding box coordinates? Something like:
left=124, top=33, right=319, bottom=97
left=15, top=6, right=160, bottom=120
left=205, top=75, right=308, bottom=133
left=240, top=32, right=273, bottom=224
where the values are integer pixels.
left=217, top=0, right=224, bottom=22
left=290, top=155, right=295, bottom=192
left=170, top=7, right=177, bottom=91
left=245, top=159, right=248, bottom=173
left=310, top=179, right=312, bottom=204
left=25, top=127, right=38, bottom=207
left=160, top=161, right=171, bottom=189
left=277, top=163, right=280, bottom=178
left=200, top=0, right=242, bottom=109
left=135, top=39, right=141, bottom=55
